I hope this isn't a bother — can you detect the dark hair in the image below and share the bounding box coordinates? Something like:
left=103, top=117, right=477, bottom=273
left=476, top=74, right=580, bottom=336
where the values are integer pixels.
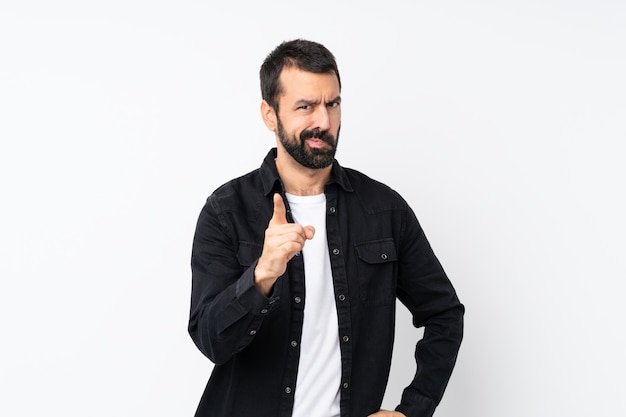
left=260, top=39, right=341, bottom=111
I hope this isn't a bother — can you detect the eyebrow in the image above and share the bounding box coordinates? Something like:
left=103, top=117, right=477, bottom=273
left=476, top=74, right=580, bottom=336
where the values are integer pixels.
left=294, top=96, right=342, bottom=107
left=328, top=96, right=342, bottom=105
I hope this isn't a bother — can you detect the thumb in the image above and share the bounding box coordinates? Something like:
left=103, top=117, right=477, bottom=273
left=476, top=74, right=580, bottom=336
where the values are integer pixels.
left=304, top=225, right=315, bottom=240
left=270, top=193, right=288, bottom=225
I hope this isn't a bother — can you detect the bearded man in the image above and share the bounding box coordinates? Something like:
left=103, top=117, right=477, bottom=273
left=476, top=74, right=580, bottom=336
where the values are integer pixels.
left=188, top=39, right=464, bottom=417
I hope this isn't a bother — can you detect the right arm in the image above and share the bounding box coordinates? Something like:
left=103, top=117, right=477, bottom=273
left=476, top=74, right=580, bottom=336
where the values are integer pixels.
left=188, top=193, right=313, bottom=365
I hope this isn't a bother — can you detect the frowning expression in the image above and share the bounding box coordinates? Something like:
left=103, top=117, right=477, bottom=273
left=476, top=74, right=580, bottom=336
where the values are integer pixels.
left=273, top=67, right=341, bottom=169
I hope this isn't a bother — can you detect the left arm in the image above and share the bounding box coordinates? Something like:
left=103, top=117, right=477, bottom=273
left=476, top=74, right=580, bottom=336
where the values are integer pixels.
left=394, top=204, right=465, bottom=417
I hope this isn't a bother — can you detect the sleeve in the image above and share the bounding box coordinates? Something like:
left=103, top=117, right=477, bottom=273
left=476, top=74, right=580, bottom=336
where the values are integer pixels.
left=188, top=196, right=281, bottom=365
left=394, top=204, right=464, bottom=417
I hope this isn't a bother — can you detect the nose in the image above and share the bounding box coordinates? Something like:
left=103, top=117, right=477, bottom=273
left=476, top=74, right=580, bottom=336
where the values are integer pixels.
left=314, top=106, right=331, bottom=132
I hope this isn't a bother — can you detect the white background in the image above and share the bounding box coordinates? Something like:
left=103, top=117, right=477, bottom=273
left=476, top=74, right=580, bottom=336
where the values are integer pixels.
left=1, top=1, right=625, bottom=416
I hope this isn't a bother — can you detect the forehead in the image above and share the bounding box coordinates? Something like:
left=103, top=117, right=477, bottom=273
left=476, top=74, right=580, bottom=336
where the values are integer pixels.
left=278, top=67, right=340, bottom=101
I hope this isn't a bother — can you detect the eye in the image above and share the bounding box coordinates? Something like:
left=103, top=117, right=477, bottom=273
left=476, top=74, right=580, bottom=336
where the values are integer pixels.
left=327, top=101, right=340, bottom=108
left=297, top=105, right=310, bottom=110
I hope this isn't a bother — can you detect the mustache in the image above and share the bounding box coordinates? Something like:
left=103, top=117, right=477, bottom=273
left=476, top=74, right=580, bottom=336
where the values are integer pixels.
left=300, top=128, right=335, bottom=144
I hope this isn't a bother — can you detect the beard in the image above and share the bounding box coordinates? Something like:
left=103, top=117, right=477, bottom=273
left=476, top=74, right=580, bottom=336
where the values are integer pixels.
left=277, top=116, right=340, bottom=169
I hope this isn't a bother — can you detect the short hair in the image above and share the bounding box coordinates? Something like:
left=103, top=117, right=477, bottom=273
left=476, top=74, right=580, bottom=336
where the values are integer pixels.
left=260, top=39, right=341, bottom=111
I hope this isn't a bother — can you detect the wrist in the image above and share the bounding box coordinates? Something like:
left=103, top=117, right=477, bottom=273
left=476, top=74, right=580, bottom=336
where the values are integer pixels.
left=254, top=265, right=276, bottom=296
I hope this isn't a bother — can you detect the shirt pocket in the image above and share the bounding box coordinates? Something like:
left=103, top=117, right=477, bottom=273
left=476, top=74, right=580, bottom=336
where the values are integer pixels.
left=354, top=238, right=397, bottom=306
left=236, top=241, right=263, bottom=267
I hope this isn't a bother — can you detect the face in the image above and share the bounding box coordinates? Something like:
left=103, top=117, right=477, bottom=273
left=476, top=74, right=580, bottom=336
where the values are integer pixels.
left=272, top=67, right=342, bottom=169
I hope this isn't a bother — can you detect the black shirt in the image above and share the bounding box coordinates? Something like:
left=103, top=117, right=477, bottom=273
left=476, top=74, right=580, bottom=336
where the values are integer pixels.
left=189, top=149, right=464, bottom=417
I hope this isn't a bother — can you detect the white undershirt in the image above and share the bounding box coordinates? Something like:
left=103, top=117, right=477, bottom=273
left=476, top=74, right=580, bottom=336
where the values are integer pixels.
left=286, top=193, right=341, bottom=417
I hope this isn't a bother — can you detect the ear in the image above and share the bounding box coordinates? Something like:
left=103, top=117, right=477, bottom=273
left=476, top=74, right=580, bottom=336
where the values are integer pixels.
left=260, top=100, right=278, bottom=132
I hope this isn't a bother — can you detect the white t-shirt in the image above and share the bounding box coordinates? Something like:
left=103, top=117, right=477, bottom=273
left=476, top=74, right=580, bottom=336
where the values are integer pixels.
left=286, top=193, right=341, bottom=417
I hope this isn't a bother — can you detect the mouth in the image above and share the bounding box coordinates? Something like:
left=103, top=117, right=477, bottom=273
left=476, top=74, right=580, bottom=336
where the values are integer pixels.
left=305, top=138, right=330, bottom=149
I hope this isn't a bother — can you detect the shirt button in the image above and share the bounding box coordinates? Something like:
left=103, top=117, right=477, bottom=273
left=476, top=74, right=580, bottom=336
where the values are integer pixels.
left=332, top=248, right=340, bottom=256
left=338, top=294, right=346, bottom=301
left=329, top=206, right=336, bottom=214
left=285, top=387, right=292, bottom=394
left=291, top=340, right=298, bottom=347
left=343, top=382, right=349, bottom=389
left=342, top=335, right=349, bottom=343
left=294, top=296, right=302, bottom=304
left=260, top=308, right=268, bottom=314
left=250, top=330, right=257, bottom=335
left=295, top=251, right=301, bottom=257
left=381, top=253, right=388, bottom=260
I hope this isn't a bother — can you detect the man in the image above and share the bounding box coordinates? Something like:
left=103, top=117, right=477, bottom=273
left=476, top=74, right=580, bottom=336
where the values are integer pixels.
left=189, top=39, right=464, bottom=417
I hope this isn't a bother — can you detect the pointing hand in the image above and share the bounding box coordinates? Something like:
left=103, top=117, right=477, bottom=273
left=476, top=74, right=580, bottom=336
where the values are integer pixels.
left=254, top=194, right=315, bottom=296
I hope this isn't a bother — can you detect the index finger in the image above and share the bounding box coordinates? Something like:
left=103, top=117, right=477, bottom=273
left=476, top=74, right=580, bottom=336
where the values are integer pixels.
left=270, top=193, right=288, bottom=225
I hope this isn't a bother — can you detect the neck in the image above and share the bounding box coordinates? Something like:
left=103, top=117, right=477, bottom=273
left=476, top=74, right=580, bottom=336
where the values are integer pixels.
left=275, top=148, right=332, bottom=196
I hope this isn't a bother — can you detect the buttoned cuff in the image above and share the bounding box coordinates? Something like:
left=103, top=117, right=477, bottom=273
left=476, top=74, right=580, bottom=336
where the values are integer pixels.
left=235, top=261, right=280, bottom=314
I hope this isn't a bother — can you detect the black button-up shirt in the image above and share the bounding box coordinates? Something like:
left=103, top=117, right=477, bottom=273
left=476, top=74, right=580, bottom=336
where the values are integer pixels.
left=189, top=149, right=464, bottom=417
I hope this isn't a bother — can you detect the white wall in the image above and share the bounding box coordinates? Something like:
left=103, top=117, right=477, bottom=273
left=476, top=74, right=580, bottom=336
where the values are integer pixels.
left=1, top=1, right=624, bottom=416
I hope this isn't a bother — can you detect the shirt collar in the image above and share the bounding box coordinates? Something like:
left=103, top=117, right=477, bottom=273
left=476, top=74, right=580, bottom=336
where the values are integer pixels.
left=260, top=148, right=354, bottom=196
